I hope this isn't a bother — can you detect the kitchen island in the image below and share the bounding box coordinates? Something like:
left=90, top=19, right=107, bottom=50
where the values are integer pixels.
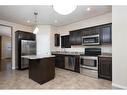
left=22, top=55, right=55, bottom=84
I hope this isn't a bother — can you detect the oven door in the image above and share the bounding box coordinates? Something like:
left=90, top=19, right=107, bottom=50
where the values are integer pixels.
left=82, top=34, right=100, bottom=45
left=80, top=56, right=98, bottom=70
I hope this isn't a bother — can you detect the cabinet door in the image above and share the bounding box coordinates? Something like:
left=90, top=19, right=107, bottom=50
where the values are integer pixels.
left=98, top=57, right=112, bottom=80
left=55, top=34, right=60, bottom=46
left=91, top=27, right=100, bottom=35
left=75, top=31, right=82, bottom=45
left=82, top=27, right=100, bottom=36
left=61, top=36, right=65, bottom=48
left=17, top=31, right=35, bottom=40
left=69, top=31, right=76, bottom=45
left=82, top=28, right=91, bottom=36
left=61, top=35, right=71, bottom=48
left=55, top=55, right=65, bottom=69
left=74, top=56, right=80, bottom=73
left=65, top=35, right=71, bottom=48
left=100, top=24, right=112, bottom=45
left=70, top=30, right=82, bottom=45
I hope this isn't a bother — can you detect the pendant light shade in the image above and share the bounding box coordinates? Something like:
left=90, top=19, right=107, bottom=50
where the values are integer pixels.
left=33, top=12, right=39, bottom=34
left=33, top=26, right=39, bottom=34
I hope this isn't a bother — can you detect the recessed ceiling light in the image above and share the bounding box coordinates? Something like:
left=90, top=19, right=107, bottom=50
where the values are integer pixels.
left=54, top=20, right=58, bottom=23
left=27, top=20, right=30, bottom=23
left=86, top=7, right=91, bottom=11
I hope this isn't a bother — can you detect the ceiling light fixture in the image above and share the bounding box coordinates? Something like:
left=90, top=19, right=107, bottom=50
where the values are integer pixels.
left=53, top=5, right=77, bottom=15
left=27, top=20, right=30, bottom=23
left=54, top=20, right=58, bottom=23
left=86, top=7, right=91, bottom=11
left=53, top=0, right=77, bottom=15
left=33, top=12, right=39, bottom=34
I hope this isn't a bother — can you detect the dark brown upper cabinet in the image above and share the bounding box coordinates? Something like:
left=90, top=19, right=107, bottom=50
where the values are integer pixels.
left=82, top=26, right=100, bottom=36
left=54, top=34, right=60, bottom=46
left=100, top=23, right=112, bottom=45
left=61, top=35, right=71, bottom=48
left=69, top=23, right=112, bottom=46
left=15, top=30, right=36, bottom=40
left=69, top=30, right=82, bottom=45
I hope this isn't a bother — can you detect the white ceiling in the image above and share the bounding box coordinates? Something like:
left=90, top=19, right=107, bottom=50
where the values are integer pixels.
left=0, top=25, right=11, bottom=37
left=0, top=5, right=112, bottom=27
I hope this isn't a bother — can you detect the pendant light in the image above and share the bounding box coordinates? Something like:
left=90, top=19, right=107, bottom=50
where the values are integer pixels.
left=33, top=12, right=39, bottom=34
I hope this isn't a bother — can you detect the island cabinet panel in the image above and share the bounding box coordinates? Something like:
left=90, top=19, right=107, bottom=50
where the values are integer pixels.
left=69, top=30, right=82, bottom=45
left=29, top=57, right=55, bottom=84
left=100, top=24, right=112, bottom=45
left=98, top=57, right=112, bottom=81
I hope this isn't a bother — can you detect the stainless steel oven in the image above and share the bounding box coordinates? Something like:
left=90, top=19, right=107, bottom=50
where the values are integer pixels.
left=82, top=34, right=100, bottom=45
left=80, top=56, right=98, bottom=70
left=80, top=48, right=101, bottom=78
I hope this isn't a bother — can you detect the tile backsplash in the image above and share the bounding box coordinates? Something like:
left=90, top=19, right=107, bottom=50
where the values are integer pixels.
left=55, top=45, right=112, bottom=53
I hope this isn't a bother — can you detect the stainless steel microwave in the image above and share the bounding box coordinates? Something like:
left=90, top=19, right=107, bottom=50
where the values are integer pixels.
left=82, top=34, right=100, bottom=45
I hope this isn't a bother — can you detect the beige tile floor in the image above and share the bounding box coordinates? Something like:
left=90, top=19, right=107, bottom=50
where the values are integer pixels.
left=0, top=67, right=112, bottom=89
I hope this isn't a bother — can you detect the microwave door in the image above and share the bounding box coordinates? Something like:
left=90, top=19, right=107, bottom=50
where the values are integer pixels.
left=82, top=35, right=100, bottom=45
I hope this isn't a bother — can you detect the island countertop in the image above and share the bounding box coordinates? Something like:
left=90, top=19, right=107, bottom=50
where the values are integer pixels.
left=21, top=55, right=55, bottom=59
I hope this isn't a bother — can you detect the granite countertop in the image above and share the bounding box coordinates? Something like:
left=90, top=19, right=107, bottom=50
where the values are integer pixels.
left=51, top=51, right=84, bottom=55
left=98, top=53, right=112, bottom=57
left=21, top=55, right=55, bottom=59
left=52, top=51, right=112, bottom=57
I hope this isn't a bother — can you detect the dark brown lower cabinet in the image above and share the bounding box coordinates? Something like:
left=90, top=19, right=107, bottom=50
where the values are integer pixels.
left=98, top=57, right=112, bottom=81
left=74, top=56, right=80, bottom=73
left=55, top=55, right=65, bottom=69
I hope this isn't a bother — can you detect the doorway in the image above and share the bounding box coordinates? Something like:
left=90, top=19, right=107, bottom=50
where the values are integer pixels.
left=0, top=24, right=12, bottom=71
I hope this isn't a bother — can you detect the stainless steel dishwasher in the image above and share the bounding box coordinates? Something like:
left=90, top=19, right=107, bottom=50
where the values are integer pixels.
left=65, top=56, right=75, bottom=70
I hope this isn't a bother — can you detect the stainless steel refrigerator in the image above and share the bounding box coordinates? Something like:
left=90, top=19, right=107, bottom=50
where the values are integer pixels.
left=21, top=40, right=36, bottom=69
left=15, top=30, right=36, bottom=70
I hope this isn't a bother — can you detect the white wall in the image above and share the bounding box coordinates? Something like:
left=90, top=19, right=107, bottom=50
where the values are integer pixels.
left=0, top=19, right=32, bottom=69
left=1, top=35, right=12, bottom=59
left=52, top=12, right=112, bottom=53
left=112, top=6, right=127, bottom=89
left=36, top=25, right=57, bottom=55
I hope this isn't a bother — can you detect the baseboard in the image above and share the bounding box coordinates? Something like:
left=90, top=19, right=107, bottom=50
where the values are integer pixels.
left=112, top=83, right=127, bottom=89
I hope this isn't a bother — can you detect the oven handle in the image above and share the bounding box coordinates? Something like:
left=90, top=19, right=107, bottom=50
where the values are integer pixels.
left=80, top=65, right=98, bottom=71
left=80, top=56, right=98, bottom=60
